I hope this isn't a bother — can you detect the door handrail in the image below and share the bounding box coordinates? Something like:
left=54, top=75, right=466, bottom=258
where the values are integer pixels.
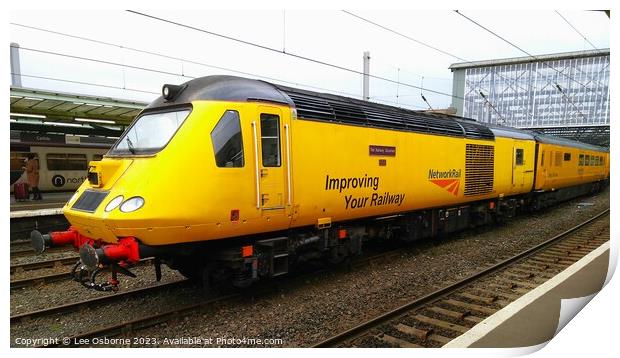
left=284, top=123, right=292, bottom=206
left=251, top=121, right=260, bottom=209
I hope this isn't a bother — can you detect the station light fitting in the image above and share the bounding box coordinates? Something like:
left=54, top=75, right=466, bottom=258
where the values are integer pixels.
left=10, top=112, right=46, bottom=119
left=75, top=117, right=116, bottom=124
left=43, top=121, right=85, bottom=127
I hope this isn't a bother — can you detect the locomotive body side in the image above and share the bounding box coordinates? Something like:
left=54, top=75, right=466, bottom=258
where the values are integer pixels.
left=288, top=119, right=536, bottom=228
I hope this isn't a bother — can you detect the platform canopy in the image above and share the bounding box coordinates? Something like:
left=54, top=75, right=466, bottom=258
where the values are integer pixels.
left=10, top=87, right=148, bottom=126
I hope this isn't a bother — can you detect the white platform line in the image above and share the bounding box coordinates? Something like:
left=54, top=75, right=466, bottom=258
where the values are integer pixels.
left=10, top=208, right=64, bottom=219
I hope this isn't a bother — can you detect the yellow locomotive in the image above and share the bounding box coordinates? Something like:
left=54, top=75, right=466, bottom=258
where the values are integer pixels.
left=31, top=76, right=609, bottom=291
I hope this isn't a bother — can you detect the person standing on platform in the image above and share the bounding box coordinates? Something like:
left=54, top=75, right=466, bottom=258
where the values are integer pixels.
left=25, top=153, right=42, bottom=200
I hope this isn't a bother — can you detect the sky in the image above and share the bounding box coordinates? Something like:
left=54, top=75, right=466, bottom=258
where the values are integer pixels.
left=9, top=10, right=610, bottom=111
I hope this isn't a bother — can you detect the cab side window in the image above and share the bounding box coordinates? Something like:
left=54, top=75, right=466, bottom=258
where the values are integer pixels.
left=211, top=110, right=244, bottom=168
left=260, top=113, right=281, bottom=167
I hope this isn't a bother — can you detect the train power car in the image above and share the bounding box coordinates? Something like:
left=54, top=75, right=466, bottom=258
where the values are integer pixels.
left=30, top=76, right=609, bottom=291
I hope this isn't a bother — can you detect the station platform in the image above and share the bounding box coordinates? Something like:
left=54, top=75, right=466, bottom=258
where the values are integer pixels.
left=10, top=192, right=72, bottom=241
left=10, top=192, right=72, bottom=217
left=445, top=241, right=610, bottom=349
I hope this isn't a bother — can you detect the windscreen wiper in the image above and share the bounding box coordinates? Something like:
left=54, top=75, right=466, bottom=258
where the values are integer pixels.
left=126, top=137, right=136, bottom=154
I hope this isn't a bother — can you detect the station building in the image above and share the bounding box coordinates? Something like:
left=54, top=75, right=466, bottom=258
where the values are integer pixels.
left=449, top=49, right=610, bottom=147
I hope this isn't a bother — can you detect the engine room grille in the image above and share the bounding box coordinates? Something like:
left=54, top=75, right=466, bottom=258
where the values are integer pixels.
left=71, top=190, right=109, bottom=212
left=276, top=86, right=495, bottom=141
left=464, top=144, right=494, bottom=196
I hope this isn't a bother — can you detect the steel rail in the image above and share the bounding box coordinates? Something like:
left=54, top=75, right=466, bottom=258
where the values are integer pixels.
left=10, top=258, right=154, bottom=286
left=11, top=279, right=190, bottom=324
left=10, top=256, right=79, bottom=274
left=10, top=246, right=71, bottom=259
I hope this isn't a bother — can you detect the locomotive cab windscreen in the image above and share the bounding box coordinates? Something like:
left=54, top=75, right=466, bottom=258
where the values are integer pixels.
left=109, top=108, right=191, bottom=156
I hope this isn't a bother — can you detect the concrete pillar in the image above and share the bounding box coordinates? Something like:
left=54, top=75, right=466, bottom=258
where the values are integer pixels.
left=363, top=51, right=370, bottom=101
left=10, top=42, right=22, bottom=87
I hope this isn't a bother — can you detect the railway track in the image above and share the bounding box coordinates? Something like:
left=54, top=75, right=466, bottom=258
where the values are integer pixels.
left=10, top=256, right=79, bottom=274
left=10, top=245, right=71, bottom=259
left=10, top=258, right=155, bottom=288
left=11, top=279, right=191, bottom=324
left=10, top=271, right=74, bottom=289
left=313, top=209, right=610, bottom=348
left=30, top=247, right=404, bottom=347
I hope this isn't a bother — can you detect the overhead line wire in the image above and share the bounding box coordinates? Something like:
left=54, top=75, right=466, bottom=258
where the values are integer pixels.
left=125, top=10, right=473, bottom=104
left=9, top=24, right=361, bottom=98
left=342, top=10, right=517, bottom=121
left=555, top=11, right=599, bottom=50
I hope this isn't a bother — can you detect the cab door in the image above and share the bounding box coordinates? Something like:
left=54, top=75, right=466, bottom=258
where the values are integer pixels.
left=252, top=106, right=291, bottom=217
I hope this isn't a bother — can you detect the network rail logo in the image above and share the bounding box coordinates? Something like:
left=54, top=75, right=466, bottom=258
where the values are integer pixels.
left=428, top=169, right=462, bottom=196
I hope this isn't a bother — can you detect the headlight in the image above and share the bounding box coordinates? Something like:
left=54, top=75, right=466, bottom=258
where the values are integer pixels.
left=120, top=196, right=145, bottom=213
left=105, top=195, right=124, bottom=212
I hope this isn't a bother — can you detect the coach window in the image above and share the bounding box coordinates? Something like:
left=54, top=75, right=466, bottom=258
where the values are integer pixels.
left=260, top=113, right=281, bottom=167
left=211, top=110, right=244, bottom=168
left=585, top=155, right=590, bottom=166
left=515, top=149, right=524, bottom=166
left=564, top=153, right=571, bottom=161
left=579, top=154, right=584, bottom=166
left=589, top=155, right=595, bottom=166
left=47, top=153, right=88, bottom=170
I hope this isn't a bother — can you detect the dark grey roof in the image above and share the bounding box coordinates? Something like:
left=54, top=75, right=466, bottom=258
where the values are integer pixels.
left=486, top=124, right=536, bottom=140
left=487, top=123, right=608, bottom=151
left=533, top=133, right=609, bottom=152
left=146, top=75, right=495, bottom=141
left=146, top=75, right=294, bottom=109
